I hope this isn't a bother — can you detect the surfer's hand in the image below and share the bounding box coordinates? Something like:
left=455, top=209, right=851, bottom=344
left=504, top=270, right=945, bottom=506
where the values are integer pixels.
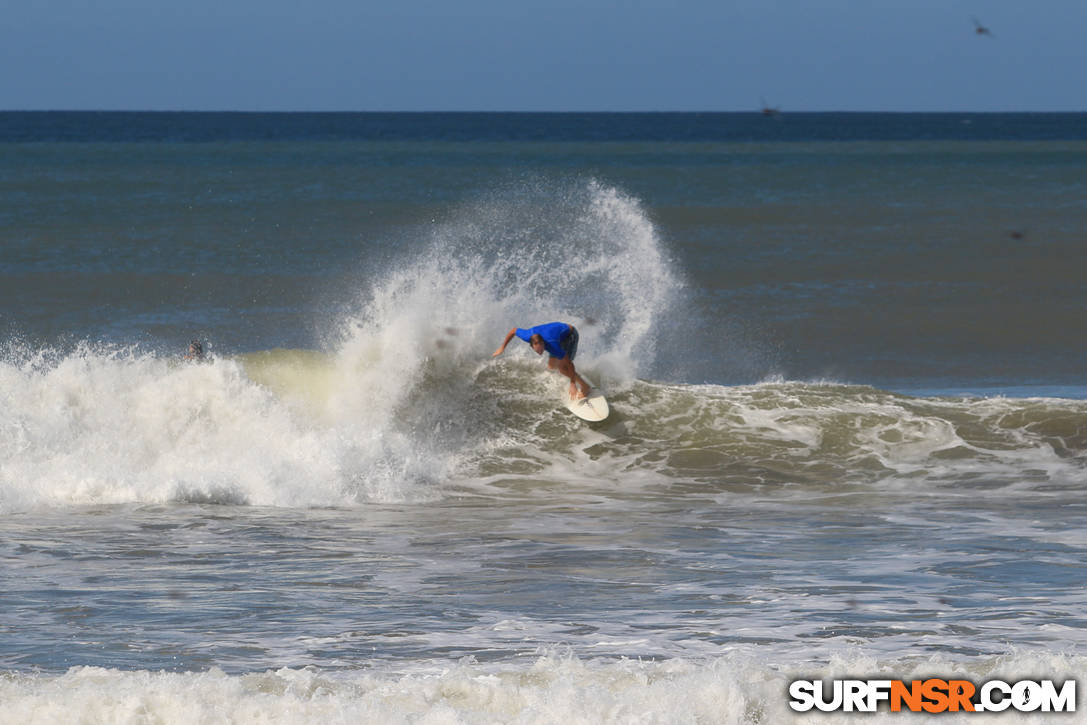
left=492, top=348, right=504, bottom=357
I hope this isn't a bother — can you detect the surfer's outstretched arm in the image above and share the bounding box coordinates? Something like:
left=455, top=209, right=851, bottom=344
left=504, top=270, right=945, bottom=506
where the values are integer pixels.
left=492, top=328, right=518, bottom=357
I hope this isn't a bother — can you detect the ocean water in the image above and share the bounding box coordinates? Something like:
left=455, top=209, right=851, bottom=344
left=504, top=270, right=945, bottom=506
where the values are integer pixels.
left=1, top=112, right=1086, bottom=723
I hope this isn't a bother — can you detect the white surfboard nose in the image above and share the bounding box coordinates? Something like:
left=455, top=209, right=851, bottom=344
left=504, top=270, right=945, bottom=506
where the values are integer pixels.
left=566, top=389, right=610, bottom=422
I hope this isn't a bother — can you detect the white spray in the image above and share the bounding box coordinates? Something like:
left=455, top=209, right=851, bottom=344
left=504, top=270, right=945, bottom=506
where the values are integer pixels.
left=0, top=180, right=683, bottom=511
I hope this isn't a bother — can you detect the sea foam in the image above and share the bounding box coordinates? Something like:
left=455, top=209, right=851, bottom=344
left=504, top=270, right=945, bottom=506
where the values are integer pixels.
left=3, top=651, right=1084, bottom=725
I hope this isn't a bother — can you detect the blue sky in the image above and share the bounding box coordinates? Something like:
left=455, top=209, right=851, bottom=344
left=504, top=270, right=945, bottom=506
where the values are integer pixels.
left=3, top=0, right=1084, bottom=111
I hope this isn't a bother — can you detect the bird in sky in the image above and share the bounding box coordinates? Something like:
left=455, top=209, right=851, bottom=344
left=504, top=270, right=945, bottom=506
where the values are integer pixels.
left=972, top=16, right=994, bottom=37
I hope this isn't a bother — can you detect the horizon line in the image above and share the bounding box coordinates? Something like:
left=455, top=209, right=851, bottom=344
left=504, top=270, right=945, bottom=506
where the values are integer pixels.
left=4, top=108, right=1087, bottom=115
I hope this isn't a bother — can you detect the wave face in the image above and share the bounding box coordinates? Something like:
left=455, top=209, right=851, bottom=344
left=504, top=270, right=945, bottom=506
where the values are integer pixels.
left=464, top=377, right=1087, bottom=497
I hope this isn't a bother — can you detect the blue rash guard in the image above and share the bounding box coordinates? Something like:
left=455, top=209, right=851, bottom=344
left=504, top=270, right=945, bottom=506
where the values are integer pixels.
left=515, top=322, right=576, bottom=360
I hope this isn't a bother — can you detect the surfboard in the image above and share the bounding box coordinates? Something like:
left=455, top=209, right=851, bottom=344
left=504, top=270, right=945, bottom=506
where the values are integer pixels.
left=564, top=387, right=610, bottom=422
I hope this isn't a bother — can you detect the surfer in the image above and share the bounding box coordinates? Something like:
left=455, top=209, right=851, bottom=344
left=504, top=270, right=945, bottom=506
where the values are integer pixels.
left=493, top=322, right=592, bottom=400
left=184, top=340, right=205, bottom=361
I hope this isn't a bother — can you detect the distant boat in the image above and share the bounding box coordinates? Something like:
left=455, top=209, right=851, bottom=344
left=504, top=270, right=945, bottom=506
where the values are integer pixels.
left=760, top=98, right=781, bottom=117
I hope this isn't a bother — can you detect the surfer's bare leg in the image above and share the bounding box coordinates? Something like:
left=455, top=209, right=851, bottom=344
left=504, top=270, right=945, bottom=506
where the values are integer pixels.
left=573, top=373, right=591, bottom=399
left=554, top=357, right=591, bottom=399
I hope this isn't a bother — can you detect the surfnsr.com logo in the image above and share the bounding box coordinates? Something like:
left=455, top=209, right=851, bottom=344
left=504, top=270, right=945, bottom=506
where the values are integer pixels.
left=788, top=678, right=1076, bottom=714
